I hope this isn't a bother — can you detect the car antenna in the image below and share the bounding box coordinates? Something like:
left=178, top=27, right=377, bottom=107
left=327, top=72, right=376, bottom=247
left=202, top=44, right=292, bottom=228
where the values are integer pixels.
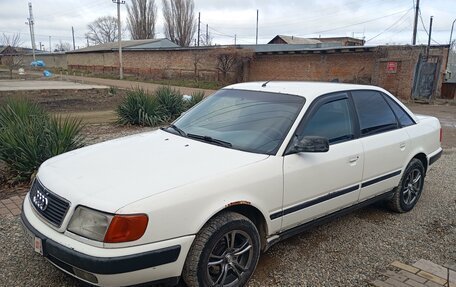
left=262, top=80, right=271, bottom=87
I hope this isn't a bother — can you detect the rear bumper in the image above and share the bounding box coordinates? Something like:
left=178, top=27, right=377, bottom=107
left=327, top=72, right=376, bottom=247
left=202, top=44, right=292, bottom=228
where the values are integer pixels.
left=429, top=148, right=443, bottom=167
left=21, top=198, right=194, bottom=286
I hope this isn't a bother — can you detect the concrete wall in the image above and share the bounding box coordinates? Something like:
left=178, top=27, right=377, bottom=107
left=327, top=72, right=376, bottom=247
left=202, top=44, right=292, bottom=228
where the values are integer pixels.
left=19, top=53, right=68, bottom=69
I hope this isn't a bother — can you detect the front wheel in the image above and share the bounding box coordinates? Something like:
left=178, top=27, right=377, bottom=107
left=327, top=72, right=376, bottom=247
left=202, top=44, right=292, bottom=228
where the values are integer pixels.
left=388, top=158, right=425, bottom=213
left=182, top=212, right=261, bottom=287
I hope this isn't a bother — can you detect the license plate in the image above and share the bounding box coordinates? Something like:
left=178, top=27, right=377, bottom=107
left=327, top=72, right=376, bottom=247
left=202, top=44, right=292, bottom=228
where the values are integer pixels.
left=34, top=237, right=43, bottom=255
left=21, top=220, right=43, bottom=255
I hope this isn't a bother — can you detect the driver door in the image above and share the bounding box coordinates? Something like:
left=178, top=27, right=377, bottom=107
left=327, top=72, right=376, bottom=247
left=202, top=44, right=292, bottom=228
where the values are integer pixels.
left=280, top=93, right=364, bottom=230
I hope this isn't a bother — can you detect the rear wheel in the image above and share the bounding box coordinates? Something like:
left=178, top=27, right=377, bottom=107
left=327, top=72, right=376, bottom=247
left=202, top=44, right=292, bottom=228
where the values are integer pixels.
left=183, top=212, right=261, bottom=287
left=388, top=158, right=425, bottom=213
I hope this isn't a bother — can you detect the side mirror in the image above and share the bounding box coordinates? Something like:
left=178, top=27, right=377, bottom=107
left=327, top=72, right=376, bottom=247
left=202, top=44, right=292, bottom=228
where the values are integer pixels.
left=291, top=136, right=329, bottom=153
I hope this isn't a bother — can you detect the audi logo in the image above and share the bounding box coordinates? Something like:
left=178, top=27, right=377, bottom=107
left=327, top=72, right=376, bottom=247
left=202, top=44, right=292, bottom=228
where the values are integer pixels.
left=32, top=189, right=49, bottom=211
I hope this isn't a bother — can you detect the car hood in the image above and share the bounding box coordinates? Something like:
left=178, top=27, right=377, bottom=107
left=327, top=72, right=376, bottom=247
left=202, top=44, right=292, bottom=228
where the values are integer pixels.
left=37, top=129, right=269, bottom=213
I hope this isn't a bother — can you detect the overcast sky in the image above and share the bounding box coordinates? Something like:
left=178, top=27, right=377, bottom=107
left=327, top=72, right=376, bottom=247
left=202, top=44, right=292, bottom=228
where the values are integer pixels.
left=0, top=0, right=454, bottom=50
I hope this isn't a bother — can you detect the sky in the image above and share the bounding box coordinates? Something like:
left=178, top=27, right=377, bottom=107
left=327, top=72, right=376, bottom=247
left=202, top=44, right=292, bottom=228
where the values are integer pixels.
left=0, top=0, right=455, bottom=51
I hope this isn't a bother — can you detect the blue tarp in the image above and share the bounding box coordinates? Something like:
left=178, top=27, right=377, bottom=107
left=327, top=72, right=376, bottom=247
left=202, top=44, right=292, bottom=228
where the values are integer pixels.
left=31, top=60, right=45, bottom=67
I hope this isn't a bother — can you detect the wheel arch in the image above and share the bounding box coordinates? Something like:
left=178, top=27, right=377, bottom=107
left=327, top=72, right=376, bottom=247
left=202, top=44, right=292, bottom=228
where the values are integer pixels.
left=213, top=203, right=269, bottom=252
left=412, top=152, right=428, bottom=175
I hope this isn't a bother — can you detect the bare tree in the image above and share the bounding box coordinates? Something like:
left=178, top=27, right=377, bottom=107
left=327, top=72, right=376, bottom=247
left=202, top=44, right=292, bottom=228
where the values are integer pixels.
left=215, top=48, right=254, bottom=83
left=1, top=33, right=23, bottom=79
left=54, top=41, right=72, bottom=52
left=86, top=16, right=120, bottom=45
left=162, top=0, right=195, bottom=47
left=127, top=0, right=157, bottom=40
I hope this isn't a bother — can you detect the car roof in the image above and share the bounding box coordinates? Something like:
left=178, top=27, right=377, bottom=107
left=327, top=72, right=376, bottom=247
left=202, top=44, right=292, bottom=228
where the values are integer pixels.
left=223, top=81, right=388, bottom=102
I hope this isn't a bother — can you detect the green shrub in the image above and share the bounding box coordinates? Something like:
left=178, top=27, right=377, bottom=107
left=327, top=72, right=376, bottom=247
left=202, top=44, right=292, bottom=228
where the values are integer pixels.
left=155, top=86, right=184, bottom=121
left=185, top=91, right=205, bottom=110
left=0, top=99, right=85, bottom=182
left=116, top=88, right=165, bottom=126
left=116, top=86, right=206, bottom=127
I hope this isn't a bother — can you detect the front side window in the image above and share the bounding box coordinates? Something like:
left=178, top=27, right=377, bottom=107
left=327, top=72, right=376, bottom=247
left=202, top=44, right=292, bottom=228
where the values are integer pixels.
left=352, top=90, right=398, bottom=136
left=301, top=98, right=354, bottom=144
left=171, top=89, right=305, bottom=155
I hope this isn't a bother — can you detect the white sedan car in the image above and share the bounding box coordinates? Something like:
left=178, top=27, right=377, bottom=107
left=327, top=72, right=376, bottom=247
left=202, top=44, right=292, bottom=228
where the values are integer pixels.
left=22, top=82, right=442, bottom=287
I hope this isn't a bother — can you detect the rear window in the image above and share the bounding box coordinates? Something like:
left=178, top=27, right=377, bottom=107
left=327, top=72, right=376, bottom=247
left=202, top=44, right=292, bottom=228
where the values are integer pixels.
left=352, top=90, right=398, bottom=136
left=382, top=94, right=415, bottom=127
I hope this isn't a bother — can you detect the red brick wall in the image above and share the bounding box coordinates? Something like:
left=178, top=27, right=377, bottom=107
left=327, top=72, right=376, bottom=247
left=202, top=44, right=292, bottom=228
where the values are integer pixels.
left=248, top=45, right=449, bottom=100
left=248, top=52, right=374, bottom=85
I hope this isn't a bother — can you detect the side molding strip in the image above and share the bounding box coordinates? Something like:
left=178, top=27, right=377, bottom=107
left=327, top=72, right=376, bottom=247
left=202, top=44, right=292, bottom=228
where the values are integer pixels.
left=270, top=184, right=359, bottom=220
left=271, top=169, right=402, bottom=220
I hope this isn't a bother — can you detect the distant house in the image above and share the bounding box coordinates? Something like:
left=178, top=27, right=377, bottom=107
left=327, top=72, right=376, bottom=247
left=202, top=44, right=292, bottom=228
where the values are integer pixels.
left=310, top=37, right=365, bottom=46
left=268, top=35, right=322, bottom=45
left=0, top=45, right=18, bottom=65
left=69, top=38, right=180, bottom=53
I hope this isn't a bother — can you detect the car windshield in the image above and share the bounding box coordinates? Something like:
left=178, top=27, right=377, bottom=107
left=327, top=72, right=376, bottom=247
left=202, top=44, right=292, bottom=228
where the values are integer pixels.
left=169, top=89, right=305, bottom=155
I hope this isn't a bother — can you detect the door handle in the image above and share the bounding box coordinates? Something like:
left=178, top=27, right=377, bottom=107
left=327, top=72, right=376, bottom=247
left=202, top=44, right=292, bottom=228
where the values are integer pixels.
left=400, top=142, right=406, bottom=150
left=348, top=155, right=359, bottom=163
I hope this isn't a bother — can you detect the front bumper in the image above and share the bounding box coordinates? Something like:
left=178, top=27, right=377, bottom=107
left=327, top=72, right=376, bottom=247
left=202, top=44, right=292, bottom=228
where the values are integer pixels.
left=21, top=198, right=195, bottom=286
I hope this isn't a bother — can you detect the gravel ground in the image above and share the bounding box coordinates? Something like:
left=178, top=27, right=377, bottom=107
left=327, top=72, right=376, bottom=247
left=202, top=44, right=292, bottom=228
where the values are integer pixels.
left=0, top=118, right=455, bottom=287
left=0, top=150, right=454, bottom=286
left=249, top=149, right=456, bottom=286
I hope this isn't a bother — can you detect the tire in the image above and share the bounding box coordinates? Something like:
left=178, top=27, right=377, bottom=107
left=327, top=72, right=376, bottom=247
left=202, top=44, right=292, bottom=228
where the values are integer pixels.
left=388, top=158, right=425, bottom=213
left=182, top=212, right=261, bottom=287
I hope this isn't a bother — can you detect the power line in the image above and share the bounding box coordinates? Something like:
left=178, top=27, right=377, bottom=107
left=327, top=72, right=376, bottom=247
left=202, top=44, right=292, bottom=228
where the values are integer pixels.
left=418, top=9, right=440, bottom=44
left=366, top=7, right=413, bottom=42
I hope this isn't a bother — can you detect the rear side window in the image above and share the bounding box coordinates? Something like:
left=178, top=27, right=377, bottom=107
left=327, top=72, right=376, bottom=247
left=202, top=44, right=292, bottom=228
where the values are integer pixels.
left=301, top=98, right=354, bottom=144
left=382, top=94, right=415, bottom=127
left=352, top=90, right=398, bottom=136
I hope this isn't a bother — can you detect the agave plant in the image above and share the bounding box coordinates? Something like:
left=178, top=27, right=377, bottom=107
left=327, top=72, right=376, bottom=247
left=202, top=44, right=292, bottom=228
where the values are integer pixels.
left=116, top=88, right=165, bottom=126
left=184, top=91, right=205, bottom=110
left=155, top=86, right=184, bottom=121
left=0, top=98, right=85, bottom=182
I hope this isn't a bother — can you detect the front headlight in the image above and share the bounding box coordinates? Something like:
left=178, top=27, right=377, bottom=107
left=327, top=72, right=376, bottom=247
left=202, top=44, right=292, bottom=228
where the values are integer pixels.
left=67, top=206, right=149, bottom=243
left=67, top=206, right=113, bottom=242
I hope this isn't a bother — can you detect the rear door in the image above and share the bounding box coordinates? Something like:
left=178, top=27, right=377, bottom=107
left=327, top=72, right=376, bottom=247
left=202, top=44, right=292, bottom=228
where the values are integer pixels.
left=350, top=90, right=410, bottom=201
left=279, top=93, right=364, bottom=230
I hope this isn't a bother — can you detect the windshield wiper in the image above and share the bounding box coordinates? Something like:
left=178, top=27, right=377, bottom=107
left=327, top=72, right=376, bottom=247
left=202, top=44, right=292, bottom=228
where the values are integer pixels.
left=162, top=124, right=187, bottom=137
left=187, top=133, right=232, bottom=148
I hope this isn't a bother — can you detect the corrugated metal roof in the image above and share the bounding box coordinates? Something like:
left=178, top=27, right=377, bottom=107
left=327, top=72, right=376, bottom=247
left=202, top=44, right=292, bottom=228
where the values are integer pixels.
left=68, top=38, right=179, bottom=53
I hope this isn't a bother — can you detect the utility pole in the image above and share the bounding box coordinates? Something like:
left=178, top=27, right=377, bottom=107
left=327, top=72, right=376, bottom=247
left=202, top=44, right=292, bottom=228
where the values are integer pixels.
left=49, top=36, right=52, bottom=53
left=197, top=12, right=201, bottom=46
left=255, top=9, right=259, bottom=45
left=235, top=34, right=237, bottom=45
left=450, top=18, right=456, bottom=46
left=412, top=0, right=420, bottom=45
left=39, top=41, right=42, bottom=51
left=206, top=24, right=208, bottom=46
left=26, top=2, right=36, bottom=61
left=86, top=35, right=89, bottom=47
left=72, top=26, right=76, bottom=50
left=113, top=0, right=125, bottom=79
left=426, top=16, right=433, bottom=59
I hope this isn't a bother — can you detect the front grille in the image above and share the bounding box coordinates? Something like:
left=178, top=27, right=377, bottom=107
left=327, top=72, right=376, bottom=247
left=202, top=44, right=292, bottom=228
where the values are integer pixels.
left=29, top=179, right=70, bottom=227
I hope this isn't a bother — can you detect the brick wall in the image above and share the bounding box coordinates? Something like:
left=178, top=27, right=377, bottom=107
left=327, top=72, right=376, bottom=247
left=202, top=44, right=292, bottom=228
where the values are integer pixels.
left=248, top=45, right=449, bottom=100
left=21, top=45, right=448, bottom=100
left=248, top=52, right=375, bottom=84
